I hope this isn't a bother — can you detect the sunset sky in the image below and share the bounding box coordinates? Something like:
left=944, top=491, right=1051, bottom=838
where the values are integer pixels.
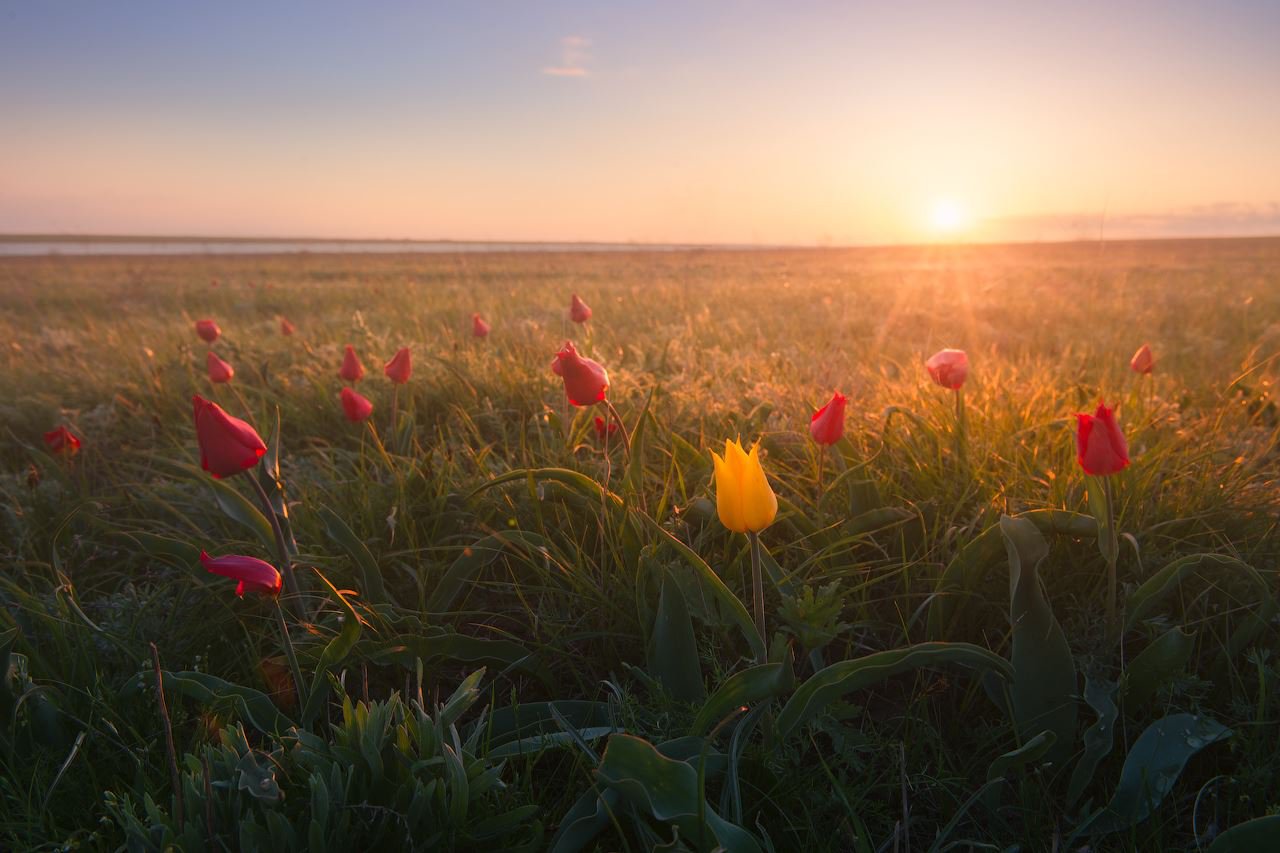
left=2, top=0, right=1278, bottom=245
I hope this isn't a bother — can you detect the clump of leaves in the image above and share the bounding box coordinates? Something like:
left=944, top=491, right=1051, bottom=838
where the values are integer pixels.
left=778, top=582, right=849, bottom=653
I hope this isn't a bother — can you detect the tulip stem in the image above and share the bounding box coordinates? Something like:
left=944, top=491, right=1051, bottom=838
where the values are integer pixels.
left=390, top=384, right=400, bottom=453
left=246, top=473, right=302, bottom=611
left=954, top=388, right=967, bottom=463
left=272, top=600, right=308, bottom=713
left=1103, top=474, right=1119, bottom=638
left=748, top=531, right=766, bottom=661
left=817, top=448, right=825, bottom=497
left=602, top=399, right=632, bottom=462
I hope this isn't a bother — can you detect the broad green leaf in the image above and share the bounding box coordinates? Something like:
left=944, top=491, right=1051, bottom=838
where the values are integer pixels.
left=429, top=530, right=552, bottom=614
left=112, top=532, right=201, bottom=569
left=317, top=505, right=388, bottom=607
left=648, top=568, right=705, bottom=703
left=152, top=671, right=294, bottom=735
left=365, top=634, right=549, bottom=685
left=1082, top=713, right=1231, bottom=836
left=1123, top=627, right=1195, bottom=708
left=1001, top=515, right=1077, bottom=766
left=775, top=642, right=1013, bottom=742
left=1066, top=678, right=1119, bottom=807
left=847, top=507, right=914, bottom=537
left=469, top=467, right=622, bottom=508
left=489, top=726, right=621, bottom=759
left=206, top=477, right=276, bottom=552
left=548, top=785, right=621, bottom=853
left=691, top=662, right=793, bottom=735
left=1085, top=476, right=1119, bottom=565
left=1207, top=816, right=1280, bottom=852
left=987, top=730, right=1057, bottom=783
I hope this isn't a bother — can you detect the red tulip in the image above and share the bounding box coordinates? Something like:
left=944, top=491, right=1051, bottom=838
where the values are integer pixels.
left=206, top=351, right=234, bottom=384
left=1130, top=343, right=1154, bottom=375
left=569, top=294, right=592, bottom=324
left=1076, top=402, right=1130, bottom=476
left=280, top=317, right=295, bottom=336
left=195, top=319, right=221, bottom=343
left=384, top=347, right=412, bottom=384
left=594, top=415, right=619, bottom=441
left=192, top=394, right=266, bottom=478
left=43, top=425, right=81, bottom=455
left=340, top=387, right=374, bottom=422
left=472, top=313, right=490, bottom=338
left=809, top=391, right=847, bottom=446
left=200, top=551, right=281, bottom=597
left=551, top=341, right=608, bottom=406
left=340, top=345, right=365, bottom=383
left=926, top=348, right=969, bottom=390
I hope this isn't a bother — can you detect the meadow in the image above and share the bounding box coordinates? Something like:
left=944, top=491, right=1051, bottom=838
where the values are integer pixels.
left=1, top=238, right=1278, bottom=851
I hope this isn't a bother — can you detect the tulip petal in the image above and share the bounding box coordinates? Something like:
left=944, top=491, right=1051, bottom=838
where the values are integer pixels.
left=712, top=448, right=746, bottom=533
left=741, top=442, right=778, bottom=532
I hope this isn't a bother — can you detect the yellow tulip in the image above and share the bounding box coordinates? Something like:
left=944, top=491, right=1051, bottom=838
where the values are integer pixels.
left=711, top=438, right=778, bottom=533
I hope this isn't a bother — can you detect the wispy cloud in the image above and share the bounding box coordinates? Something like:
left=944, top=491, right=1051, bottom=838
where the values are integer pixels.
left=542, top=35, right=591, bottom=78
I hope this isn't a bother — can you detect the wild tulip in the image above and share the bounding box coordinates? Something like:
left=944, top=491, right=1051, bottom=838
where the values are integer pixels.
left=1076, top=402, right=1129, bottom=476
left=206, top=351, right=234, bottom=384
left=340, top=387, right=374, bottom=422
left=569, top=294, right=592, bottom=324
left=711, top=438, right=778, bottom=535
left=593, top=415, right=619, bottom=441
left=550, top=341, right=608, bottom=406
left=192, top=394, right=266, bottom=478
left=280, top=317, right=295, bottom=336
left=809, top=391, right=847, bottom=446
left=340, top=345, right=365, bottom=383
left=472, top=313, right=490, bottom=338
left=195, top=319, right=221, bottom=343
left=43, top=425, right=81, bottom=455
left=200, top=551, right=281, bottom=597
left=925, top=348, right=969, bottom=389
left=384, top=347, right=412, bottom=384
left=1130, top=343, right=1154, bottom=375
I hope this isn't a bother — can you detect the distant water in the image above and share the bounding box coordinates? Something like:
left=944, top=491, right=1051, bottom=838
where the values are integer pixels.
left=0, top=239, right=716, bottom=257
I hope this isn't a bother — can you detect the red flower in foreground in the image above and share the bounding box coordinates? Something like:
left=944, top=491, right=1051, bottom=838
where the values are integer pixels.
left=551, top=341, right=608, bottom=406
left=1130, top=343, right=1154, bottom=375
left=384, top=347, right=412, bottom=384
left=201, top=551, right=281, bottom=597
left=192, top=394, right=266, bottom=478
left=569, top=294, right=592, bottom=324
left=1076, top=402, right=1130, bottom=476
left=809, top=391, right=847, bottom=446
left=593, top=416, right=619, bottom=441
left=280, top=317, right=295, bottom=336
left=43, top=425, right=81, bottom=455
left=195, top=319, right=221, bottom=343
left=472, top=313, right=490, bottom=338
left=340, top=387, right=374, bottom=422
left=340, top=345, right=365, bottom=383
left=926, top=349, right=969, bottom=390
left=206, top=351, right=234, bottom=384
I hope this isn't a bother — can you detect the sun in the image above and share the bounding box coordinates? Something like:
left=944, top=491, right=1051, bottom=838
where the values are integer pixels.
left=928, top=198, right=970, bottom=234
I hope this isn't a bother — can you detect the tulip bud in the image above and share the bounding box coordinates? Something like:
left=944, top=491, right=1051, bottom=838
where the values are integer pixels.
left=550, top=341, right=608, bottom=406
left=711, top=438, right=778, bottom=534
left=1076, top=402, right=1130, bottom=476
left=206, top=351, right=234, bottom=384
left=340, top=387, right=374, bottom=422
left=280, top=317, right=295, bottom=336
left=384, top=347, right=412, bottom=384
left=340, top=345, right=365, bottom=383
left=195, top=319, right=221, bottom=343
left=593, top=415, right=619, bottom=441
left=809, top=391, right=847, bottom=446
left=200, top=551, right=281, bottom=597
left=1130, top=343, right=1154, bottom=375
left=926, top=349, right=969, bottom=389
left=569, top=294, right=592, bottom=324
left=43, top=425, right=81, bottom=456
left=192, top=394, right=266, bottom=478
left=472, top=313, right=491, bottom=338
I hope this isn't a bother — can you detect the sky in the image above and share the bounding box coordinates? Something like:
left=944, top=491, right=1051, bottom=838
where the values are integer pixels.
left=2, top=0, right=1279, bottom=245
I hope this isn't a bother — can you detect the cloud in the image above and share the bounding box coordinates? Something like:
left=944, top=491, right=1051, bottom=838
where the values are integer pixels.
left=984, top=202, right=1280, bottom=241
left=542, top=35, right=591, bottom=78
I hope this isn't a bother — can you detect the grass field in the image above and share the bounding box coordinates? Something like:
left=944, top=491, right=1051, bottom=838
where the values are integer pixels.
left=1, top=239, right=1279, bottom=851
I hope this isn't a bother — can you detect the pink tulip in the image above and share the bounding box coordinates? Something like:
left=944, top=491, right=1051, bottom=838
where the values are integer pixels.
left=926, top=349, right=969, bottom=390
left=201, top=551, right=281, bottom=597
left=206, top=351, right=234, bottom=384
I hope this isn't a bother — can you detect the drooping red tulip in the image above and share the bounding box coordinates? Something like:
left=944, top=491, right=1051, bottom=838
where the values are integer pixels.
left=195, top=319, right=221, bottom=343
left=280, top=317, right=295, bottom=336
left=594, top=415, right=619, bottom=441
left=340, top=387, right=374, bottom=422
left=1076, top=402, right=1130, bottom=476
left=200, top=551, right=281, bottom=597
left=569, top=294, right=592, bottom=324
left=206, top=351, right=234, bottom=384
left=551, top=341, right=609, bottom=406
left=43, top=425, right=81, bottom=455
left=384, top=347, right=412, bottom=384
left=925, top=348, right=969, bottom=390
left=192, top=394, right=266, bottom=478
left=809, top=391, right=847, bottom=446
left=472, top=313, right=490, bottom=338
left=340, top=345, right=365, bottom=383
left=1130, top=343, right=1154, bottom=375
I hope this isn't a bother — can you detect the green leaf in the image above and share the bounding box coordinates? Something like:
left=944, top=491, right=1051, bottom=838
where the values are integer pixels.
left=301, top=570, right=363, bottom=726
left=691, top=662, right=793, bottom=735
left=1081, top=713, right=1231, bottom=836
left=489, top=726, right=621, bottom=759
left=1000, top=515, right=1077, bottom=766
left=648, top=568, right=705, bottom=703
left=624, top=388, right=656, bottom=500
left=1123, top=627, right=1195, bottom=708
left=112, top=532, right=202, bottom=569
left=548, top=786, right=621, bottom=853
left=987, top=730, right=1057, bottom=784
left=429, top=531, right=552, bottom=614
left=488, top=700, right=613, bottom=747
left=317, top=505, right=389, bottom=607
left=1066, top=678, right=1119, bottom=807
left=256, top=408, right=299, bottom=558
left=775, top=642, right=1013, bottom=742
left=364, top=634, right=549, bottom=685
left=1085, top=476, right=1119, bottom=565
left=1208, top=816, right=1280, bottom=852
left=152, top=671, right=294, bottom=735
left=469, top=467, right=623, bottom=508
left=206, top=476, right=276, bottom=552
